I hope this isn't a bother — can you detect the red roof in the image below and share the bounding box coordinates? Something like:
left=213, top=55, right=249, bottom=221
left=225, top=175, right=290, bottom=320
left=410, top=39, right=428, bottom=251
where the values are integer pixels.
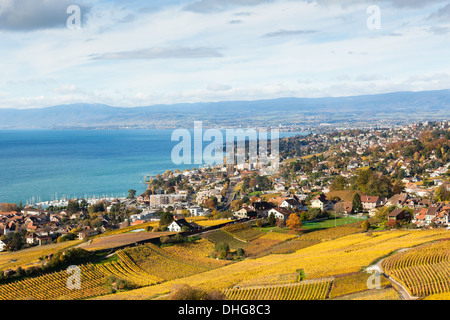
left=361, top=196, right=380, bottom=203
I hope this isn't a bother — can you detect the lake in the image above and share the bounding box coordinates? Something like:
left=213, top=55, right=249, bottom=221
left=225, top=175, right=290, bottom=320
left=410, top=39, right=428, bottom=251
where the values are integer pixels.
left=0, top=129, right=305, bottom=205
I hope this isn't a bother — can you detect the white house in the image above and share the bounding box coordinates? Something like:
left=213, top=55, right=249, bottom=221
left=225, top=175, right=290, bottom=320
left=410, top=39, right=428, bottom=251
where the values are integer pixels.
left=310, top=194, right=334, bottom=211
left=0, top=240, right=6, bottom=252
left=280, top=198, right=307, bottom=211
left=268, top=207, right=292, bottom=222
left=167, top=219, right=193, bottom=232
left=361, top=196, right=381, bottom=211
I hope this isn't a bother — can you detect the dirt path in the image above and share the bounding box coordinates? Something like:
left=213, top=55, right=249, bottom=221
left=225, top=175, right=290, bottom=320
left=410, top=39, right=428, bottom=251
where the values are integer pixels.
left=367, top=248, right=419, bottom=300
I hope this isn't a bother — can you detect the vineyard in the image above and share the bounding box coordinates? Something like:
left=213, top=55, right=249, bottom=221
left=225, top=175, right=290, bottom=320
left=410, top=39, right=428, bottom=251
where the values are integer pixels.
left=328, top=272, right=391, bottom=298
left=223, top=278, right=332, bottom=300
left=0, top=263, right=110, bottom=300
left=96, top=229, right=450, bottom=300
left=96, top=251, right=164, bottom=287
left=382, top=240, right=450, bottom=297
left=3, top=227, right=450, bottom=301
left=121, top=241, right=226, bottom=281
left=0, top=248, right=166, bottom=300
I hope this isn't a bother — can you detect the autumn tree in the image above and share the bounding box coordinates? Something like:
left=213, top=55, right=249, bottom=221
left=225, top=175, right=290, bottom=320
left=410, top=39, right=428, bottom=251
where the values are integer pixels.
left=435, top=184, right=450, bottom=202
left=230, top=199, right=243, bottom=211
left=286, top=213, right=303, bottom=232
left=204, top=197, right=218, bottom=210
left=330, top=175, right=347, bottom=191
left=361, top=220, right=371, bottom=232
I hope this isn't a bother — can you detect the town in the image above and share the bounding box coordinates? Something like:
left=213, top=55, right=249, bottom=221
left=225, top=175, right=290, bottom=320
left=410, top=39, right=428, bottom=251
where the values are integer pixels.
left=1, top=120, right=449, bottom=253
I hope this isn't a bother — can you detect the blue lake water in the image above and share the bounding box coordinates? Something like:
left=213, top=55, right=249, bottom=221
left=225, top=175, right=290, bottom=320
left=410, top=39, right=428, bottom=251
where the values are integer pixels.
left=0, top=129, right=305, bottom=205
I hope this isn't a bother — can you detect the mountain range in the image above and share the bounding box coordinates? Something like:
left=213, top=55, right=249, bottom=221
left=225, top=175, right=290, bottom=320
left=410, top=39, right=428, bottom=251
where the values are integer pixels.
left=0, top=89, right=449, bottom=129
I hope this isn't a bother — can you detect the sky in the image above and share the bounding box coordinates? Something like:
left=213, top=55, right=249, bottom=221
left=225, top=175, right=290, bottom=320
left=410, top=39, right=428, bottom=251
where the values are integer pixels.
left=0, top=0, right=449, bottom=109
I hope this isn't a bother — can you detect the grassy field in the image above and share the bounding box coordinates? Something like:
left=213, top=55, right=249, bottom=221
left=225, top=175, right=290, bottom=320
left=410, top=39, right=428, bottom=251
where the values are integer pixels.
left=302, top=216, right=367, bottom=230
left=259, top=193, right=282, bottom=201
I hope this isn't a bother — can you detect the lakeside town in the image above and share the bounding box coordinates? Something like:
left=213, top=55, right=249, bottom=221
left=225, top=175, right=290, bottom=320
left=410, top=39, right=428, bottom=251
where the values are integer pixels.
left=1, top=120, right=449, bottom=253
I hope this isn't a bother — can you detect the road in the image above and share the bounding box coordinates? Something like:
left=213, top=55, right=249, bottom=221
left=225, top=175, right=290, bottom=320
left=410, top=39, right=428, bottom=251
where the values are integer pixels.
left=219, top=178, right=238, bottom=211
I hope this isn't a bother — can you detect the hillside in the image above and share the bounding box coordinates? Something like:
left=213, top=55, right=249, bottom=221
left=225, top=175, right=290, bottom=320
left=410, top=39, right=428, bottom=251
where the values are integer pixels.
left=93, top=228, right=450, bottom=300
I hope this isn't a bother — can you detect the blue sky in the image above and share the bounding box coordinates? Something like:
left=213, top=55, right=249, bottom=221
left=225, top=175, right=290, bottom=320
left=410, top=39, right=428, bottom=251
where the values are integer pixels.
left=0, top=0, right=449, bottom=109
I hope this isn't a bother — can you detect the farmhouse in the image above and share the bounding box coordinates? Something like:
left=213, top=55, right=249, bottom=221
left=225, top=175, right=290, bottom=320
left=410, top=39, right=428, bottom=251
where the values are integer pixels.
left=251, top=201, right=275, bottom=217
left=388, top=208, right=411, bottom=223
left=78, top=229, right=99, bottom=240
left=36, top=236, right=52, bottom=246
left=280, top=198, right=307, bottom=211
left=235, top=206, right=256, bottom=219
left=167, top=218, right=194, bottom=232
left=385, top=193, right=409, bottom=207
left=268, top=207, right=293, bottom=223
left=334, top=201, right=353, bottom=215
left=310, top=194, right=334, bottom=211
left=361, top=196, right=381, bottom=211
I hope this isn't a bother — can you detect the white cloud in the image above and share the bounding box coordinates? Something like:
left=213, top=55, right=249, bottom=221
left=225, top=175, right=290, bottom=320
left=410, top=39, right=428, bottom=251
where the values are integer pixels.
left=0, top=0, right=449, bottom=109
left=52, top=84, right=80, bottom=94
left=90, top=47, right=224, bottom=60
left=207, top=83, right=232, bottom=91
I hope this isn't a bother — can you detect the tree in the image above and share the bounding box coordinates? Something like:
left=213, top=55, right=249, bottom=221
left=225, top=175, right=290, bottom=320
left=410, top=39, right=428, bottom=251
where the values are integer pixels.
left=307, top=207, right=322, bottom=220
left=79, top=199, right=89, bottom=211
left=214, top=243, right=230, bottom=260
left=375, top=206, right=395, bottom=222
left=6, top=232, right=25, bottom=251
left=392, top=181, right=404, bottom=195
left=385, top=219, right=399, bottom=230
left=204, top=197, right=218, bottom=210
left=286, top=213, right=303, bottom=232
left=435, top=184, right=450, bottom=202
left=299, top=211, right=309, bottom=221
left=159, top=212, right=174, bottom=227
left=230, top=199, right=242, bottom=211
left=67, top=200, right=80, bottom=214
left=267, top=213, right=276, bottom=227
left=128, top=189, right=136, bottom=199
left=88, top=202, right=105, bottom=215
left=330, top=175, right=347, bottom=191
left=352, top=193, right=362, bottom=213
left=361, top=220, right=371, bottom=232
left=91, top=218, right=103, bottom=228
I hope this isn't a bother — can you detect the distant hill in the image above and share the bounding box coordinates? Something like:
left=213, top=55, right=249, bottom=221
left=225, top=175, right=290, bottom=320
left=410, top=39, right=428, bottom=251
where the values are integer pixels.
left=0, top=89, right=449, bottom=129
